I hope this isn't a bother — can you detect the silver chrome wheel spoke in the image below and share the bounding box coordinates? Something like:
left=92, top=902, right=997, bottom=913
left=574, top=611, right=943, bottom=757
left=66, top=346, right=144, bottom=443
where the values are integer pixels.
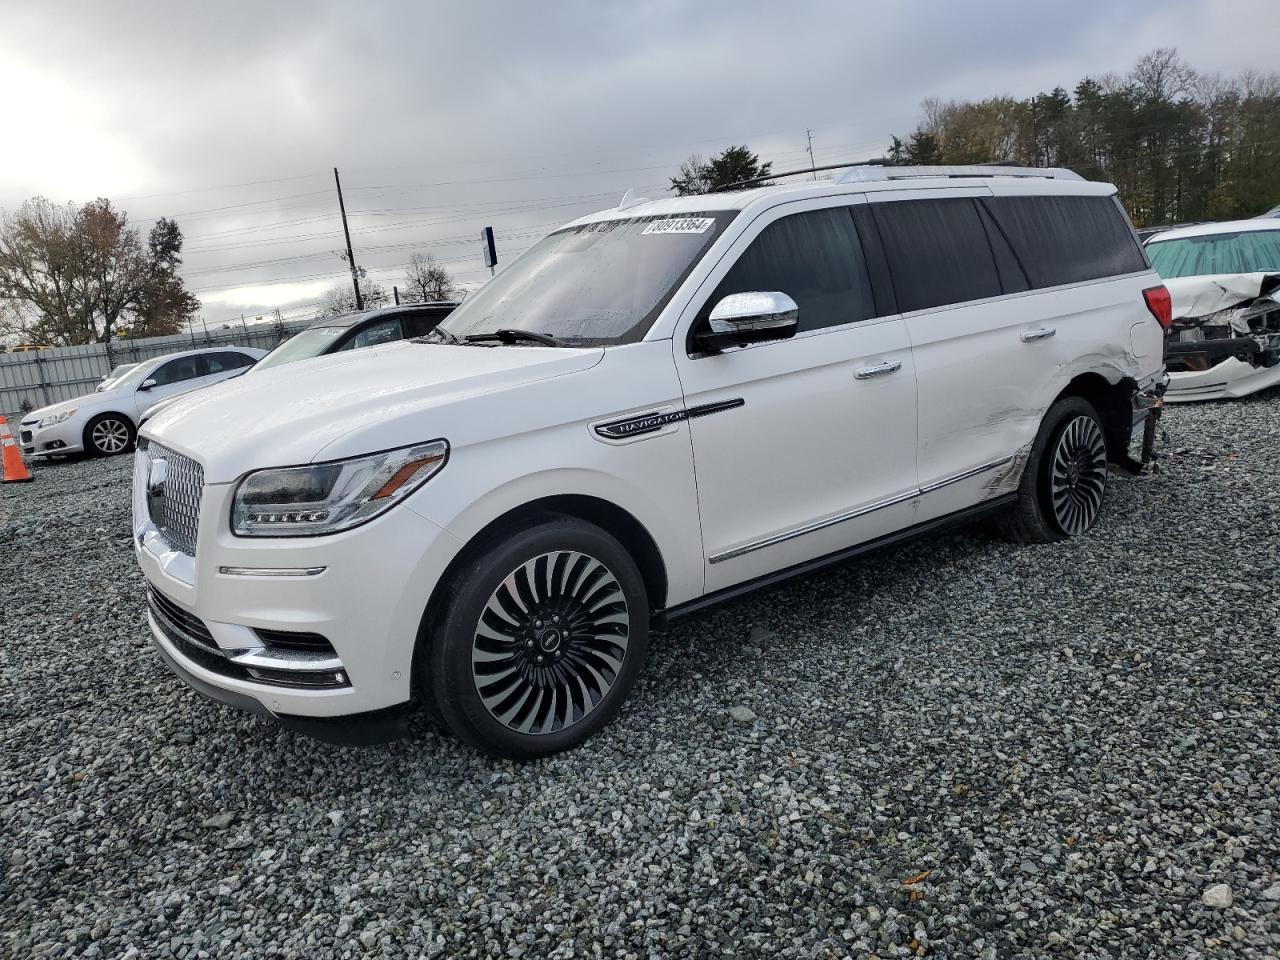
left=1049, top=415, right=1107, bottom=536
left=471, top=549, right=630, bottom=736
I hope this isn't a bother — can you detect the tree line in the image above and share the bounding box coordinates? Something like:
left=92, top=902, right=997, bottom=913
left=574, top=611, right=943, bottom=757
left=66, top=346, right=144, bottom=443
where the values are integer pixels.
left=888, top=48, right=1279, bottom=226
left=672, top=51, right=1279, bottom=227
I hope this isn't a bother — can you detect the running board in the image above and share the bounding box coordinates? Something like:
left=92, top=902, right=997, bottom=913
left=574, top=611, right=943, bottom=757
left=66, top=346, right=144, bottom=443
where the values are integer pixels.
left=656, top=494, right=1016, bottom=626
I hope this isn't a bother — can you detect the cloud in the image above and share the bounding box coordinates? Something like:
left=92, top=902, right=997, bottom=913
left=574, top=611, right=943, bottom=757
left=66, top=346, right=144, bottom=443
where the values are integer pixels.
left=1, top=0, right=1273, bottom=324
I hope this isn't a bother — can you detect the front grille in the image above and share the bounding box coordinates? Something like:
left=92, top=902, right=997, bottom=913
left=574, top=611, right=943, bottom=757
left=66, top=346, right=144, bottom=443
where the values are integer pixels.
left=144, top=442, right=204, bottom=555
left=20, top=430, right=32, bottom=445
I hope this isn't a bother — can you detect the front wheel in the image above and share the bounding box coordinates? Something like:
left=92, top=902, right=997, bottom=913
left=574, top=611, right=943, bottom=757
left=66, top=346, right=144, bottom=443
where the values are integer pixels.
left=426, top=516, right=649, bottom=759
left=998, top=396, right=1108, bottom=543
left=83, top=413, right=135, bottom=457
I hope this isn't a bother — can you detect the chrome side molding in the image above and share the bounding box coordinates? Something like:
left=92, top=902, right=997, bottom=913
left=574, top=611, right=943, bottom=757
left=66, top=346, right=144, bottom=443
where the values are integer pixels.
left=708, top=455, right=1015, bottom=564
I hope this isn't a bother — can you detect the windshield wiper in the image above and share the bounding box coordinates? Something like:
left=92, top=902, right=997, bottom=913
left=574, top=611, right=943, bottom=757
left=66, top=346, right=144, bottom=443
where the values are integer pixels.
left=464, top=328, right=565, bottom=347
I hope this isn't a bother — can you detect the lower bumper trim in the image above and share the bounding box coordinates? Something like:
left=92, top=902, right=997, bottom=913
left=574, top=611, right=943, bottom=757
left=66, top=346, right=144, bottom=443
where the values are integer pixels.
left=151, top=632, right=412, bottom=746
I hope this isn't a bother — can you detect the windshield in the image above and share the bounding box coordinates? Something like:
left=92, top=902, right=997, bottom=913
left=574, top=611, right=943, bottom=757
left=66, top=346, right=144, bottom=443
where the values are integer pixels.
left=1148, top=229, right=1280, bottom=279
left=253, top=327, right=346, bottom=371
left=435, top=212, right=737, bottom=346
left=108, top=359, right=163, bottom=391
left=97, top=363, right=136, bottom=390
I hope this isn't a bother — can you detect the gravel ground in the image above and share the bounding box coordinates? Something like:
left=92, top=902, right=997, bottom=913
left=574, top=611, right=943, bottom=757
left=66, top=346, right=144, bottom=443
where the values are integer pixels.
left=3, top=396, right=1280, bottom=959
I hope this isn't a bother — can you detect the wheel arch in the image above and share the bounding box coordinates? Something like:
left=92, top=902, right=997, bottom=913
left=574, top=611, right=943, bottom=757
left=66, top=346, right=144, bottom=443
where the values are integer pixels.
left=1054, top=371, right=1134, bottom=461
left=411, top=494, right=670, bottom=703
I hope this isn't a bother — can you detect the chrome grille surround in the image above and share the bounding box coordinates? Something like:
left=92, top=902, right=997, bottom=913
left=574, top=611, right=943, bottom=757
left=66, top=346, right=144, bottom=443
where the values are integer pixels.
left=142, top=441, right=204, bottom=556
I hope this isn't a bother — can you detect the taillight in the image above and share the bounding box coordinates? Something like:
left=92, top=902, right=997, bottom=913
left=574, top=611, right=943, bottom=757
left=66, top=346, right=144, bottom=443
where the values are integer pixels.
left=1143, top=285, right=1173, bottom=329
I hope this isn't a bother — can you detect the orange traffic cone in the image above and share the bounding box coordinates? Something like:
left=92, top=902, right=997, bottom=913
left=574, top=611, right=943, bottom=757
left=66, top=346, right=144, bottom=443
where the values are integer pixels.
left=0, top=416, right=34, bottom=483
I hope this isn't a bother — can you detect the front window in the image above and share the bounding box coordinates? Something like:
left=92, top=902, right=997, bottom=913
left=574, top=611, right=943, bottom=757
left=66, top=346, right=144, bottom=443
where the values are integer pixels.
left=253, top=327, right=347, bottom=371
left=1147, top=229, right=1280, bottom=279
left=434, top=212, right=737, bottom=346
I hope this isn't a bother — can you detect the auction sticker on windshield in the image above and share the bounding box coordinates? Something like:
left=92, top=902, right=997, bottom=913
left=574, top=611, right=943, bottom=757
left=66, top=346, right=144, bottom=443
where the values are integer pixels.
left=642, top=217, right=716, bottom=235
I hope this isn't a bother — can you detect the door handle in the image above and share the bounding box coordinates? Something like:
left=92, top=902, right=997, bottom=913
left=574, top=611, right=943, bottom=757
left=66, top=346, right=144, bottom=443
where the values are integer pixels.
left=854, top=360, right=902, bottom=380
left=1020, top=327, right=1056, bottom=342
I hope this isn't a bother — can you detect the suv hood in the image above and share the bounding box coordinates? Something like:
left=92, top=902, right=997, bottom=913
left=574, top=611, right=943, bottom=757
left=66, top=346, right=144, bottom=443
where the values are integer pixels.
left=141, top=340, right=604, bottom=482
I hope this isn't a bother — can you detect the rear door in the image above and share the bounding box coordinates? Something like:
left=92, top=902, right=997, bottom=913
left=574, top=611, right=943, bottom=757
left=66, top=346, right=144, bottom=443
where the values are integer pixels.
left=674, top=197, right=919, bottom=593
left=869, top=189, right=1054, bottom=519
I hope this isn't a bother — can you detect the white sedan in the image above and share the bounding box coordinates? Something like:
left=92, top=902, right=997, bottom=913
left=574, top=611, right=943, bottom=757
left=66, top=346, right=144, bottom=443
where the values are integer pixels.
left=19, top=346, right=265, bottom=458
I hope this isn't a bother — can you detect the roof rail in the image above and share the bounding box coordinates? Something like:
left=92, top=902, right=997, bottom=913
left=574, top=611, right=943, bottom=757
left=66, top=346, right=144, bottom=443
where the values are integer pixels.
left=715, top=159, right=890, bottom=192
left=837, top=164, right=1084, bottom=183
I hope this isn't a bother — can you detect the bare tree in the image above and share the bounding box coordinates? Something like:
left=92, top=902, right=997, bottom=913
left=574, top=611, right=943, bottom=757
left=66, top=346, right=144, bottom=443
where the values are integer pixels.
left=1131, top=47, right=1196, bottom=101
left=669, top=154, right=711, bottom=195
left=402, top=253, right=459, bottom=303
left=322, top=280, right=389, bottom=317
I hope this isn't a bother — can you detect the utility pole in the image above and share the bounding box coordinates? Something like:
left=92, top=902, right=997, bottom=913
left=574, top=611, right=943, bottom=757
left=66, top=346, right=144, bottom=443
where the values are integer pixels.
left=806, top=129, right=817, bottom=180
left=393, top=285, right=400, bottom=306
left=334, top=167, right=363, bottom=311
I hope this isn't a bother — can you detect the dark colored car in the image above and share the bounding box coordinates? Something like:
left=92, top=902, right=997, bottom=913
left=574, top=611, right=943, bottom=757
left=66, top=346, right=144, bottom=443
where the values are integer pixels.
left=253, top=302, right=459, bottom=373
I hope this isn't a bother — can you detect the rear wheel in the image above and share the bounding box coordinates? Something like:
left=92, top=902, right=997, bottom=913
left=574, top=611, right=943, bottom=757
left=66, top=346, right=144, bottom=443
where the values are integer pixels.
left=84, top=413, right=135, bottom=457
left=998, top=396, right=1108, bottom=543
left=427, top=516, right=649, bottom=759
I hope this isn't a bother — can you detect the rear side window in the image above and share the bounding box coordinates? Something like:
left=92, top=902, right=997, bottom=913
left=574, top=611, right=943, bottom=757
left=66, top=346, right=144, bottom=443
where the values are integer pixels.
left=401, top=309, right=452, bottom=339
left=702, top=207, right=877, bottom=335
left=871, top=198, right=1004, bottom=312
left=339, top=318, right=402, bottom=351
left=205, top=351, right=253, bottom=374
left=983, top=195, right=1148, bottom=287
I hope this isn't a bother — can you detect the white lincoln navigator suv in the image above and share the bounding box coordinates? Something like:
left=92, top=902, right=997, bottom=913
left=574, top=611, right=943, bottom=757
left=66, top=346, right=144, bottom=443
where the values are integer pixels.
left=135, top=165, right=1169, bottom=757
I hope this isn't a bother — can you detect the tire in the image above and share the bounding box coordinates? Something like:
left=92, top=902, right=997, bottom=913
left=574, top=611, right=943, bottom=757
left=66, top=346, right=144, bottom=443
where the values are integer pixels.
left=83, top=413, right=136, bottom=457
left=426, top=516, right=649, bottom=759
left=997, top=396, right=1109, bottom=544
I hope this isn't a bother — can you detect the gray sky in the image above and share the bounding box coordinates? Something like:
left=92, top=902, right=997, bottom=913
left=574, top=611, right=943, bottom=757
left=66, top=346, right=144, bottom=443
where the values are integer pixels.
left=2, top=0, right=1275, bottom=327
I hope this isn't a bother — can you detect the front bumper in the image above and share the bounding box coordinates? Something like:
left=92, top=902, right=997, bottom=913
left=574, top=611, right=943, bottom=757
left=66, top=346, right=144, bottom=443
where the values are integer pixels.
left=1165, top=357, right=1280, bottom=403
left=150, top=633, right=412, bottom=745
left=134, top=464, right=465, bottom=725
left=20, top=418, right=84, bottom=457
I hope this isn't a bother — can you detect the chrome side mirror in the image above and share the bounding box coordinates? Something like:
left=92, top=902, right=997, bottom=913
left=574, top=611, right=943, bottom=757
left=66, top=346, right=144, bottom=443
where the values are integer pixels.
left=698, top=291, right=799, bottom=352
left=139, top=378, right=157, bottom=391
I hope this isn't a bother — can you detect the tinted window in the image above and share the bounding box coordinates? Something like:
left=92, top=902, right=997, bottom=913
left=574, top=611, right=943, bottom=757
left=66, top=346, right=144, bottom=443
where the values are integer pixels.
left=983, top=195, right=1148, bottom=287
left=873, top=198, right=1003, bottom=312
left=149, top=356, right=201, bottom=387
left=205, top=351, right=253, bottom=374
left=701, top=207, right=876, bottom=335
left=339, top=318, right=402, bottom=351
left=401, top=308, right=452, bottom=339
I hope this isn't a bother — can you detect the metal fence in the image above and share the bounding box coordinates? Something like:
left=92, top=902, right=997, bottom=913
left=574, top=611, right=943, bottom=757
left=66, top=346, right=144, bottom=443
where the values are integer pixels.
left=0, top=320, right=313, bottom=423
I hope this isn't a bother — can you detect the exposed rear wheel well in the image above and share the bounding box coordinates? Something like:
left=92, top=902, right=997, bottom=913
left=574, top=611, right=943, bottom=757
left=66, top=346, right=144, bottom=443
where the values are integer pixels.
left=413, top=495, right=669, bottom=703
left=1055, top=373, right=1132, bottom=460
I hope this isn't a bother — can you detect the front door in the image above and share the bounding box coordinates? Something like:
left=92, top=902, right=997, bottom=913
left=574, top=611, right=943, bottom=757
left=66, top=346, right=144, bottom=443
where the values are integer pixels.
left=674, top=199, right=919, bottom=593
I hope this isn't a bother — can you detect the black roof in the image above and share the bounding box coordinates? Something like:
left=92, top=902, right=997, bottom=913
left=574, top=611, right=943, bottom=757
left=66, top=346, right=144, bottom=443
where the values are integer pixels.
left=304, top=301, right=458, bottom=331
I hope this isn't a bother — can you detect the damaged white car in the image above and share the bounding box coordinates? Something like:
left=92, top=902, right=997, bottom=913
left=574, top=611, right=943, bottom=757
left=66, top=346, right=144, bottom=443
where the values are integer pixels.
left=1146, top=219, right=1280, bottom=402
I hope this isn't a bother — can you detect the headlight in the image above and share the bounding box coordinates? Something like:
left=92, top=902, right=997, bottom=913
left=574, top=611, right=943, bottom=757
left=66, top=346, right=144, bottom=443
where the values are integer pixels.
left=39, top=408, right=76, bottom=428
left=231, top=440, right=448, bottom=537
